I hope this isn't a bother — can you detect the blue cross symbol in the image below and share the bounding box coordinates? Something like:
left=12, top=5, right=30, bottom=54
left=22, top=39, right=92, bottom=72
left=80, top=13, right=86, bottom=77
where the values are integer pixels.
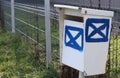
left=65, top=25, right=84, bottom=52
left=86, top=18, right=110, bottom=42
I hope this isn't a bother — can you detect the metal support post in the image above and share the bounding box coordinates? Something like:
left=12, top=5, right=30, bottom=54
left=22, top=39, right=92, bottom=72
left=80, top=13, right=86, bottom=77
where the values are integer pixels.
left=45, top=0, right=51, bottom=68
left=79, top=72, right=85, bottom=78
left=58, top=8, right=64, bottom=65
left=11, top=0, right=15, bottom=33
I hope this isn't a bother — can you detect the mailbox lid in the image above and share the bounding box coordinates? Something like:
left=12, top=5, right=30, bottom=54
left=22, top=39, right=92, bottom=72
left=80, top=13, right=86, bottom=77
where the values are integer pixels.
left=54, top=4, right=114, bottom=17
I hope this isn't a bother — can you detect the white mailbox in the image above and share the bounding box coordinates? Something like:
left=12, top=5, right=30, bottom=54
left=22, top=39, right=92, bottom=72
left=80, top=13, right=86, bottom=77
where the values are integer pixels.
left=54, top=4, right=114, bottom=76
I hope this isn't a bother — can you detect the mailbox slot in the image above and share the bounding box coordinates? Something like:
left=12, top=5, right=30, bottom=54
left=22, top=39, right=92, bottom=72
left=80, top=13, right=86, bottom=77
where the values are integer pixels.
left=64, top=15, right=84, bottom=22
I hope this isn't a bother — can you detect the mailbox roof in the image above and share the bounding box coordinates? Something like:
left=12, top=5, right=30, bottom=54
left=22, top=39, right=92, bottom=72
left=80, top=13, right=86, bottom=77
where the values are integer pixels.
left=54, top=4, right=114, bottom=17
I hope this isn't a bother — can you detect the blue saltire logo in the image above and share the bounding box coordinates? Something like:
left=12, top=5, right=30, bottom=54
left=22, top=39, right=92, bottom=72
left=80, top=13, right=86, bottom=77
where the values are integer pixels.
left=86, top=18, right=110, bottom=42
left=65, top=25, right=84, bottom=52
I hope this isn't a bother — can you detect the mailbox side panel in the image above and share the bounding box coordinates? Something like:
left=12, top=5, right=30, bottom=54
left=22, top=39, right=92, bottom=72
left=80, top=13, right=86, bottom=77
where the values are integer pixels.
left=84, top=15, right=112, bottom=76
left=62, top=20, right=84, bottom=72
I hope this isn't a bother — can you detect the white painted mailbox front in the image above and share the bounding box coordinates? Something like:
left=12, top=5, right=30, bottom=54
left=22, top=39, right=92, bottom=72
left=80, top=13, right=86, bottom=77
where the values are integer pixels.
left=55, top=4, right=114, bottom=76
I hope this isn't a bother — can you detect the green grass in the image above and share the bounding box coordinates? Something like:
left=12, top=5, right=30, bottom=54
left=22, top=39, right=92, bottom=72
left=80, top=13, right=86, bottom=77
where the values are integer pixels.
left=2, top=5, right=60, bottom=78
left=108, top=36, right=120, bottom=78
left=0, top=29, right=60, bottom=78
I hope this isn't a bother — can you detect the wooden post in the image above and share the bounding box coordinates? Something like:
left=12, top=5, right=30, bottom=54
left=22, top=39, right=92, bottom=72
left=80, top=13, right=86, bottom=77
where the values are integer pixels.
left=0, top=0, right=2, bottom=26
left=0, top=0, right=4, bottom=27
left=98, top=0, right=101, bottom=8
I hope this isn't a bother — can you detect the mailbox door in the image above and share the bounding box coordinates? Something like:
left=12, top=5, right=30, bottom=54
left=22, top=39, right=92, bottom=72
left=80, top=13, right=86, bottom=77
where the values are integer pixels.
left=62, top=19, right=84, bottom=72
left=84, top=16, right=112, bottom=76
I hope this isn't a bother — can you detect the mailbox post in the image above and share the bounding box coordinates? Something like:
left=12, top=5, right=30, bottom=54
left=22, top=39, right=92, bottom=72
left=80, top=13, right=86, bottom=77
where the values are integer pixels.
left=54, top=4, right=114, bottom=77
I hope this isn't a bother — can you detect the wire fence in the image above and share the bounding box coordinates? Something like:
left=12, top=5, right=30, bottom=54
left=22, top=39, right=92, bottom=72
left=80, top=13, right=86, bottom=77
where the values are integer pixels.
left=1, top=0, right=120, bottom=78
left=2, top=0, right=59, bottom=71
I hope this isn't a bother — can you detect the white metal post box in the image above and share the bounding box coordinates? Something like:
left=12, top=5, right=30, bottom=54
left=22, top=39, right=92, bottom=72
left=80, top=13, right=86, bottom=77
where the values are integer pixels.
left=54, top=4, right=114, bottom=76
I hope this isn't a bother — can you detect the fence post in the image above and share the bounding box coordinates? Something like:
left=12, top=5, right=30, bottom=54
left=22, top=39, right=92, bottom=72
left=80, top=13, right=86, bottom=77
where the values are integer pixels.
left=45, top=0, right=51, bottom=68
left=0, top=0, right=1, bottom=26
left=11, top=0, right=15, bottom=33
left=0, top=0, right=4, bottom=27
